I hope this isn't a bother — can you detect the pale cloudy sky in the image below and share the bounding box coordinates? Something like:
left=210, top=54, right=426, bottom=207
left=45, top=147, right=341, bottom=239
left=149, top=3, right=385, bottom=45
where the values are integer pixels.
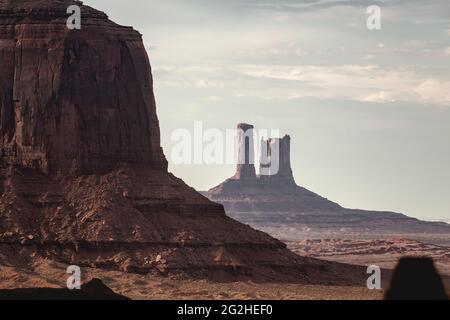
left=85, top=0, right=450, bottom=222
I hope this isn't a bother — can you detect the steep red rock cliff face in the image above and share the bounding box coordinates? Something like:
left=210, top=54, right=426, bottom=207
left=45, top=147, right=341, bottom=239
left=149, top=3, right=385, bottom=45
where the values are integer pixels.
left=0, top=1, right=370, bottom=283
left=0, top=0, right=166, bottom=174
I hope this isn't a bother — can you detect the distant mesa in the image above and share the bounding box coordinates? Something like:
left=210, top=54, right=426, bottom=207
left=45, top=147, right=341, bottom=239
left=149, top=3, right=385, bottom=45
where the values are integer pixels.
left=205, top=123, right=346, bottom=214
left=203, top=124, right=450, bottom=238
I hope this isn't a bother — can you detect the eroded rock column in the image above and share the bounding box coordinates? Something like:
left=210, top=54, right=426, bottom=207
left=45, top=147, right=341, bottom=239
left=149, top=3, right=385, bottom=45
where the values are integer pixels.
left=234, top=123, right=256, bottom=180
left=260, top=135, right=295, bottom=183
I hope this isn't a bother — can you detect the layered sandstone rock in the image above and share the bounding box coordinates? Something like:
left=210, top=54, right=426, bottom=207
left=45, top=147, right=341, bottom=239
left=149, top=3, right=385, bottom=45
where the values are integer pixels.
left=0, top=0, right=371, bottom=283
left=0, top=0, right=166, bottom=174
left=233, top=123, right=256, bottom=180
left=260, top=135, right=295, bottom=185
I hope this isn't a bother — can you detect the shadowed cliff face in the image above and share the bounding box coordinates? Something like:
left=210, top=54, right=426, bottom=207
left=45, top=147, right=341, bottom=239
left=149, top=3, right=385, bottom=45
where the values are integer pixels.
left=0, top=0, right=166, bottom=174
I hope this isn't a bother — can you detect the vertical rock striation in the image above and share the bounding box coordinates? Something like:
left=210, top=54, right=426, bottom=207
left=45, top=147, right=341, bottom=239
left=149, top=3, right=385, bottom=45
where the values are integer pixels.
left=260, top=135, right=295, bottom=185
left=234, top=123, right=256, bottom=180
left=0, top=0, right=166, bottom=175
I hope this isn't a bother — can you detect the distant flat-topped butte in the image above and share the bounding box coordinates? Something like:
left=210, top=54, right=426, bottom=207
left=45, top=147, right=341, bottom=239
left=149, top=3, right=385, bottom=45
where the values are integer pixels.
left=202, top=124, right=450, bottom=241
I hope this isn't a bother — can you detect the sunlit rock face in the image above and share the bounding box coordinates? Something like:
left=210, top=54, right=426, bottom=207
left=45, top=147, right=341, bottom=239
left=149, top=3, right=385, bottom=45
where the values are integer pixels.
left=0, top=0, right=166, bottom=174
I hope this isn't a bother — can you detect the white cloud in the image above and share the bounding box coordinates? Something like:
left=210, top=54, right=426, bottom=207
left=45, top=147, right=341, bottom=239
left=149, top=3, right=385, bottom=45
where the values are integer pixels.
left=363, top=91, right=397, bottom=103
left=205, top=96, right=223, bottom=102
left=157, top=63, right=450, bottom=107
left=234, top=64, right=379, bottom=84
left=194, top=80, right=211, bottom=88
left=141, top=0, right=450, bottom=108
left=273, top=15, right=290, bottom=22
left=414, top=79, right=450, bottom=106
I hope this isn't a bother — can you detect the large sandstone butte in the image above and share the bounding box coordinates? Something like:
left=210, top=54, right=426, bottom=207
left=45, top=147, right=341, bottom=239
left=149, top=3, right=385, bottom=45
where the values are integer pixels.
left=204, top=124, right=450, bottom=238
left=0, top=0, right=369, bottom=284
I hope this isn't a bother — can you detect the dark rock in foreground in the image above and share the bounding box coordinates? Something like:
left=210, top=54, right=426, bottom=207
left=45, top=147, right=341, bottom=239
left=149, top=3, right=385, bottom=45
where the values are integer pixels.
left=385, top=257, right=448, bottom=300
left=0, top=278, right=129, bottom=300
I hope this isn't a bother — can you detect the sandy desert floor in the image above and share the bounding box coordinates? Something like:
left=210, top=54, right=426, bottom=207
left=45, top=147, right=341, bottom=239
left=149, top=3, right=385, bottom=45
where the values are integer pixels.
left=0, top=257, right=384, bottom=300
left=286, top=238, right=450, bottom=277
left=1, top=238, right=449, bottom=300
